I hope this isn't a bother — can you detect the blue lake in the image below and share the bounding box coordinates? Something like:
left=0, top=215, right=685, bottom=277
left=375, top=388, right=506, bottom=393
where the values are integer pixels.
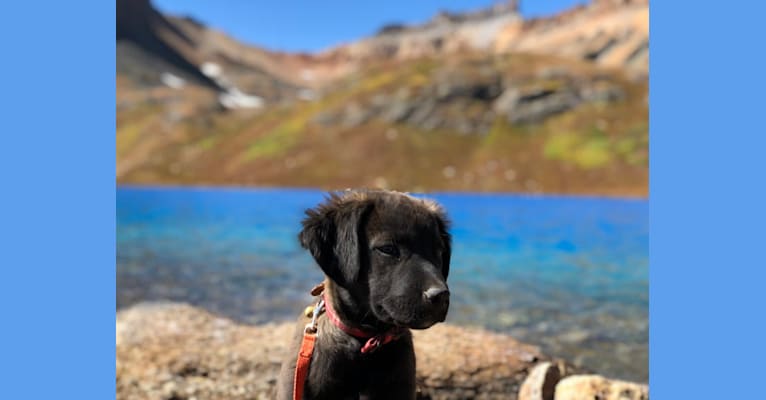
left=116, top=187, right=648, bottom=382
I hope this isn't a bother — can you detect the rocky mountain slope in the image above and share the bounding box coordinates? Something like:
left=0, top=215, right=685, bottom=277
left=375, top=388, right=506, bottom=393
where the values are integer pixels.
left=315, top=0, right=648, bottom=81
left=116, top=0, right=649, bottom=196
left=117, top=0, right=304, bottom=103
left=116, top=0, right=220, bottom=90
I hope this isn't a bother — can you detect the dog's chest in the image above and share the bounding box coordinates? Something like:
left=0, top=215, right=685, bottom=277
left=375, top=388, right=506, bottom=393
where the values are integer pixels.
left=304, top=322, right=415, bottom=398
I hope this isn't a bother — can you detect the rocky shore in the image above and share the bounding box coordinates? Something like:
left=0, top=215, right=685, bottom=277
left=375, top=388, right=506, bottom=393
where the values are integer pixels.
left=116, top=302, right=647, bottom=399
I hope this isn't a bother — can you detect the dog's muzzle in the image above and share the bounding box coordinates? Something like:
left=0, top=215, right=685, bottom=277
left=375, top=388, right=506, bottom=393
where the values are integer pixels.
left=423, top=286, right=450, bottom=322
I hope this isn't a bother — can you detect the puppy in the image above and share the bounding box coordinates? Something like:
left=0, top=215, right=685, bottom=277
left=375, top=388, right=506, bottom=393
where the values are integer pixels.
left=277, top=190, right=452, bottom=400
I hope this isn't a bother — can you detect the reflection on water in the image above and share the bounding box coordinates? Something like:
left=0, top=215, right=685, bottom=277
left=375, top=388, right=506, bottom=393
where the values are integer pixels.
left=117, top=187, right=648, bottom=382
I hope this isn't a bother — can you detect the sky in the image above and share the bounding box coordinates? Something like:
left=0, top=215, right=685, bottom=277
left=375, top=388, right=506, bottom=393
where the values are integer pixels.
left=153, top=0, right=588, bottom=53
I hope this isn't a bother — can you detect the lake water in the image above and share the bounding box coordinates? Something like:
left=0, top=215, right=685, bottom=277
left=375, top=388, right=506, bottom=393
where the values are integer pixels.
left=116, top=187, right=648, bottom=382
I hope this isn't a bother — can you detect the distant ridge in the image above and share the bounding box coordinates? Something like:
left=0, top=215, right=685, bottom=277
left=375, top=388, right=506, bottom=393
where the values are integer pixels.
left=117, top=0, right=648, bottom=97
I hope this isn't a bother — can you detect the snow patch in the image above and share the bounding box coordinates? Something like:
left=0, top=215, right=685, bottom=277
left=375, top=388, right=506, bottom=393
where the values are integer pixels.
left=219, top=90, right=264, bottom=109
left=200, top=61, right=264, bottom=109
left=160, top=72, right=186, bottom=89
left=201, top=62, right=222, bottom=78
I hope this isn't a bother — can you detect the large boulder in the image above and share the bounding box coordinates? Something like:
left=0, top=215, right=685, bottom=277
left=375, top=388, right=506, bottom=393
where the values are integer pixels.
left=116, top=302, right=570, bottom=400
left=554, top=375, right=649, bottom=400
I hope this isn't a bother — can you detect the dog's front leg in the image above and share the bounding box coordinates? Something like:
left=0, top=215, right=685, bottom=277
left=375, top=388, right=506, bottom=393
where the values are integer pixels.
left=360, top=382, right=416, bottom=400
left=360, top=373, right=417, bottom=400
left=360, top=338, right=417, bottom=400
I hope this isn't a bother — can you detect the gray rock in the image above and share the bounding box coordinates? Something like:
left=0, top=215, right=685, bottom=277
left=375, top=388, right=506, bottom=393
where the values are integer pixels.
left=494, top=86, right=581, bottom=124
left=579, top=82, right=625, bottom=103
left=422, top=114, right=447, bottom=131
left=341, top=102, right=374, bottom=127
left=370, top=93, right=390, bottom=107
left=433, top=77, right=503, bottom=102
left=407, top=98, right=438, bottom=126
left=493, top=87, right=521, bottom=115
left=382, top=101, right=416, bottom=123
left=311, top=111, right=337, bottom=126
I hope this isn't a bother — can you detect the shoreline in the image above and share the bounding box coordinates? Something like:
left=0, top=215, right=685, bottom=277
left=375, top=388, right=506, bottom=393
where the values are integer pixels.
left=116, top=302, right=648, bottom=399
left=115, top=299, right=648, bottom=384
left=115, top=182, right=649, bottom=201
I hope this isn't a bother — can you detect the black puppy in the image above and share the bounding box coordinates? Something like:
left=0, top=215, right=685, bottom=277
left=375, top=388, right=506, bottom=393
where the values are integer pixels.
left=277, top=190, right=452, bottom=400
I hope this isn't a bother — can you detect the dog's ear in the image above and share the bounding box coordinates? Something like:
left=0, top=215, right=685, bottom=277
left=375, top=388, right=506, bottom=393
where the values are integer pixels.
left=433, top=209, right=452, bottom=280
left=299, top=202, right=336, bottom=278
left=299, top=194, right=371, bottom=287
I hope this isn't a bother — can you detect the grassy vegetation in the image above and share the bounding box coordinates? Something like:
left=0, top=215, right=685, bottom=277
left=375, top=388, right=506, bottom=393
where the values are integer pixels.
left=116, top=52, right=648, bottom=196
left=243, top=116, right=305, bottom=160
left=116, top=104, right=160, bottom=157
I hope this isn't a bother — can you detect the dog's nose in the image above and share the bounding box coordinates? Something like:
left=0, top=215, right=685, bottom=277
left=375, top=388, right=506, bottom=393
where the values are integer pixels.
left=423, top=287, right=450, bottom=303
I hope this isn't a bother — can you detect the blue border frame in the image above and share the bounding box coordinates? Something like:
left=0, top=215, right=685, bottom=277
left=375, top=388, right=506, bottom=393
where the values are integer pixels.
left=2, top=0, right=766, bottom=397
left=650, top=0, right=766, bottom=397
left=1, top=0, right=115, bottom=398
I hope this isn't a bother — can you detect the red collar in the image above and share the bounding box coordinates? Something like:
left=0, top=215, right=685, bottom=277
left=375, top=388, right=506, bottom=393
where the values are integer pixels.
left=322, top=294, right=406, bottom=354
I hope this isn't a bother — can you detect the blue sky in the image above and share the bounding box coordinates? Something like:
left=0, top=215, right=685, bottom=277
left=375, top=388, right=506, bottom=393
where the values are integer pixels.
left=153, top=0, right=588, bottom=53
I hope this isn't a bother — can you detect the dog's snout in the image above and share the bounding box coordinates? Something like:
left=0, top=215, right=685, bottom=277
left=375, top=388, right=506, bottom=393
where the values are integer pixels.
left=423, top=287, right=450, bottom=302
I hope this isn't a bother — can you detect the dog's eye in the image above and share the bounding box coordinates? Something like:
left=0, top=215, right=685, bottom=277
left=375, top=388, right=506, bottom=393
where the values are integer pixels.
left=376, top=244, right=399, bottom=257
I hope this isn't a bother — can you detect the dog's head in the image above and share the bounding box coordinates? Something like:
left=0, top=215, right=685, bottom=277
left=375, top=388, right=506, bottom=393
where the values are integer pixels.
left=299, top=190, right=451, bottom=330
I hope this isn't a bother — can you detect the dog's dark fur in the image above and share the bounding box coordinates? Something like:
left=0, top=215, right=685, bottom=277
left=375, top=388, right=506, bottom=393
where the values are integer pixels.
left=277, top=190, right=452, bottom=400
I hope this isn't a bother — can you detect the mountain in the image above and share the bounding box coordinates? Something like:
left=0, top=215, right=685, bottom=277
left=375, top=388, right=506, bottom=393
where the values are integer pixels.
left=116, top=0, right=649, bottom=196
left=116, top=0, right=306, bottom=104
left=314, top=0, right=648, bottom=80
left=116, top=0, right=220, bottom=90
left=117, top=0, right=648, bottom=100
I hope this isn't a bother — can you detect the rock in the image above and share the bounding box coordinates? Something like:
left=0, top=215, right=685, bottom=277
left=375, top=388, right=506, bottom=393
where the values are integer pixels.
left=117, top=302, right=577, bottom=400
left=493, top=87, right=519, bottom=114
left=341, top=102, right=374, bottom=127
left=493, top=86, right=581, bottom=124
left=433, top=77, right=503, bottom=102
left=579, top=82, right=625, bottom=103
left=370, top=93, right=390, bottom=107
left=554, top=375, right=648, bottom=400
left=381, top=101, right=416, bottom=123
left=407, top=98, right=438, bottom=127
left=519, top=362, right=561, bottom=400
left=310, top=110, right=337, bottom=126
left=303, top=58, right=630, bottom=136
